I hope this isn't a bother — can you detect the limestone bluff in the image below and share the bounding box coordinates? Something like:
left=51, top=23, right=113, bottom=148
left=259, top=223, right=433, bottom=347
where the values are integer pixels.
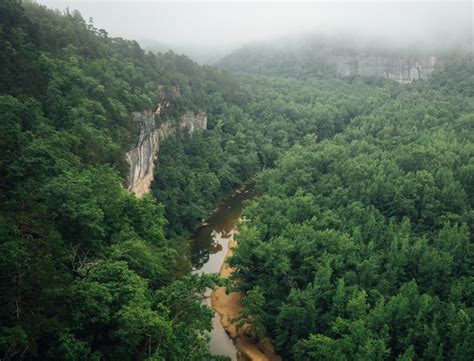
left=126, top=110, right=207, bottom=197
left=332, top=54, right=439, bottom=82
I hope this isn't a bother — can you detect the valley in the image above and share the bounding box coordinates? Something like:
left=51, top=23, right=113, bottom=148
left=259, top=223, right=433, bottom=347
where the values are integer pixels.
left=0, top=1, right=472, bottom=360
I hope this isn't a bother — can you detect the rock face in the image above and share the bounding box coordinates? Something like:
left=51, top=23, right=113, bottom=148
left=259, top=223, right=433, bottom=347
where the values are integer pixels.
left=126, top=111, right=207, bottom=197
left=219, top=41, right=442, bottom=82
left=332, top=54, right=438, bottom=82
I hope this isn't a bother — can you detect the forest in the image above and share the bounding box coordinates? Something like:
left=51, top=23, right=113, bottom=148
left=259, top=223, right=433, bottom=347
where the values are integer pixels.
left=229, top=62, right=474, bottom=360
left=0, top=1, right=473, bottom=360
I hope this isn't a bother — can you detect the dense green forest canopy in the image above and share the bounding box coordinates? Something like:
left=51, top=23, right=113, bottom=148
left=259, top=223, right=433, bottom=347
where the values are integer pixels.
left=228, top=63, right=474, bottom=360
left=0, top=1, right=235, bottom=359
left=154, top=76, right=392, bottom=237
left=0, top=0, right=473, bottom=360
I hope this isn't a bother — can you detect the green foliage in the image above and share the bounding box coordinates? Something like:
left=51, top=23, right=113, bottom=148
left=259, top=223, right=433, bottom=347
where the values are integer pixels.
left=1, top=1, right=473, bottom=360
left=0, top=1, right=225, bottom=360
left=154, top=75, right=389, bottom=236
left=229, top=63, right=474, bottom=360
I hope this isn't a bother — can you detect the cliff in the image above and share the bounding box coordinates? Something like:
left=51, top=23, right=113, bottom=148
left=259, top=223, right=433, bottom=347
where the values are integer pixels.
left=332, top=54, right=438, bottom=82
left=218, top=40, right=442, bottom=82
left=126, top=111, right=207, bottom=197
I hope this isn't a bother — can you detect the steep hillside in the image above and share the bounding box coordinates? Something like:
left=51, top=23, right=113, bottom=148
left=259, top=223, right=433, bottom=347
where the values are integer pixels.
left=217, top=35, right=462, bottom=81
left=126, top=109, right=207, bottom=197
left=0, top=1, right=231, bottom=359
left=1, top=1, right=472, bottom=360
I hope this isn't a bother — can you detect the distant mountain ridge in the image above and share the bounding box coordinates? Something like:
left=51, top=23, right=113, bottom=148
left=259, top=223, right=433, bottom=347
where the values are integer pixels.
left=217, top=35, right=466, bottom=81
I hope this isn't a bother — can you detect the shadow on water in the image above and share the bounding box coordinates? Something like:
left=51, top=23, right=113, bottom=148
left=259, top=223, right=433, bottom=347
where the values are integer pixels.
left=191, top=183, right=257, bottom=274
left=191, top=183, right=257, bottom=361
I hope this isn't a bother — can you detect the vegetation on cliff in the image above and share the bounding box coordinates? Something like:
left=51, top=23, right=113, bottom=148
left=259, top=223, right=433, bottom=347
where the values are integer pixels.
left=154, top=76, right=390, bottom=237
left=0, top=1, right=227, bottom=359
left=1, top=0, right=472, bottom=360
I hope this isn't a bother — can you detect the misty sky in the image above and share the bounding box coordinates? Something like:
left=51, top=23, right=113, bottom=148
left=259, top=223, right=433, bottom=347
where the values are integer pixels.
left=37, top=1, right=473, bottom=54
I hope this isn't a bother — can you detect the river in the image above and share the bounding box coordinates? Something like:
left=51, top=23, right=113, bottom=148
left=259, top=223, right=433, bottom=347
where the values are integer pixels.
left=191, top=184, right=257, bottom=360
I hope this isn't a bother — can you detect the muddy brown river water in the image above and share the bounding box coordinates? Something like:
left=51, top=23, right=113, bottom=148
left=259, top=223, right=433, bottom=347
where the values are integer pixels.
left=191, top=184, right=256, bottom=360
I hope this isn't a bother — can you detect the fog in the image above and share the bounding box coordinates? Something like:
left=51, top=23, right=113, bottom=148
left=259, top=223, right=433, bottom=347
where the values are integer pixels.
left=37, top=1, right=473, bottom=62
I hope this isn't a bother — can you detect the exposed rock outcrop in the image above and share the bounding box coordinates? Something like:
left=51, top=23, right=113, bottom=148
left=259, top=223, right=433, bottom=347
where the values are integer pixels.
left=219, top=40, right=443, bottom=82
left=332, top=54, right=438, bottom=82
left=126, top=111, right=207, bottom=197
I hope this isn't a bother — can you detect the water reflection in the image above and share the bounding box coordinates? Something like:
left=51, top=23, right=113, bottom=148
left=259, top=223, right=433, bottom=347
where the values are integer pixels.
left=190, top=184, right=256, bottom=360
left=191, top=185, right=256, bottom=274
left=192, top=233, right=224, bottom=270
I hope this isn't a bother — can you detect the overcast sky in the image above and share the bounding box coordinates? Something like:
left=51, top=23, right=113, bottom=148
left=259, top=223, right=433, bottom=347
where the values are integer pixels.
left=37, top=1, right=473, bottom=54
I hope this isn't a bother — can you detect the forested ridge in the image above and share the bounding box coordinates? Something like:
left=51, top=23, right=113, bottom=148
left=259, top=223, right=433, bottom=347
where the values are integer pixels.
left=0, top=0, right=473, bottom=360
left=154, top=76, right=391, bottom=237
left=0, top=1, right=237, bottom=359
left=229, top=63, right=474, bottom=360
left=216, top=35, right=469, bottom=80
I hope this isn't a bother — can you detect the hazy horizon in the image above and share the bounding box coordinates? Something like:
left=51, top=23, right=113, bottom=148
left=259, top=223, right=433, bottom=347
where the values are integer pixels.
left=37, top=1, right=473, bottom=62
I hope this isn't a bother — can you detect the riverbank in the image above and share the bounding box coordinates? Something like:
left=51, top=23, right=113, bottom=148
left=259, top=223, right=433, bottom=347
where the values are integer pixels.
left=211, top=237, right=281, bottom=361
